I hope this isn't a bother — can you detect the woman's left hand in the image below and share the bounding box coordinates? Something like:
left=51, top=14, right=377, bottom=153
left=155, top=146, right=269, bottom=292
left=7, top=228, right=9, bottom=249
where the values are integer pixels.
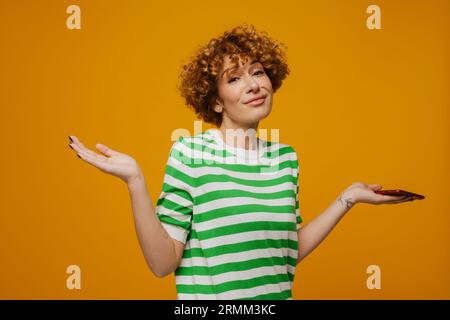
left=341, top=182, right=414, bottom=205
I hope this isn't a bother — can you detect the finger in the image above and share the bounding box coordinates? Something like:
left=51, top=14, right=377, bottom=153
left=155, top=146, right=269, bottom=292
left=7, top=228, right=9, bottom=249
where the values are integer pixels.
left=69, top=136, right=93, bottom=152
left=369, top=184, right=383, bottom=191
left=70, top=143, right=107, bottom=164
left=71, top=145, right=94, bottom=161
left=69, top=135, right=85, bottom=148
left=381, top=195, right=413, bottom=204
left=385, top=199, right=412, bottom=204
left=379, top=194, right=408, bottom=201
left=95, top=143, right=119, bottom=157
left=372, top=194, right=404, bottom=204
left=69, top=141, right=107, bottom=160
left=75, top=148, right=112, bottom=171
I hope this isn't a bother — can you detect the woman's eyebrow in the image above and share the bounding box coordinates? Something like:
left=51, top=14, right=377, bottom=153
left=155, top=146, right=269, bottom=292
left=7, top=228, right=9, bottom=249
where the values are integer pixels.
left=221, top=60, right=259, bottom=78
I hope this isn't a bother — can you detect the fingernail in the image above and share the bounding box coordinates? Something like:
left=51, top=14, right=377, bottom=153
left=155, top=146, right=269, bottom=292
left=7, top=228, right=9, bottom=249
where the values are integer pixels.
left=69, top=136, right=73, bottom=142
left=69, top=144, right=73, bottom=150
left=77, top=155, right=81, bottom=159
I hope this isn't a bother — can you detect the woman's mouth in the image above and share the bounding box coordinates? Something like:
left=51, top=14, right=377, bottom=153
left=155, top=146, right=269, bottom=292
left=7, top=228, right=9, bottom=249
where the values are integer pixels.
left=244, top=97, right=266, bottom=106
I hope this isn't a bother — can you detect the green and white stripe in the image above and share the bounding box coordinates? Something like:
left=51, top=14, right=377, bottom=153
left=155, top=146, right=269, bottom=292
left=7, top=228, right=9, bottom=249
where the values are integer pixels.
left=156, top=129, right=302, bottom=300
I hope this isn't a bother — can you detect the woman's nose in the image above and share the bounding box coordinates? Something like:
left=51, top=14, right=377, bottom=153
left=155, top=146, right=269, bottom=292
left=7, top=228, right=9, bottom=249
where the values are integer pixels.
left=245, top=76, right=260, bottom=92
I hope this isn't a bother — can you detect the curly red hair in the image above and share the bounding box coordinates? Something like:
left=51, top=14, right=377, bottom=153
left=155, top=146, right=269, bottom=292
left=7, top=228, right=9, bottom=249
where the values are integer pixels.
left=178, top=24, right=290, bottom=127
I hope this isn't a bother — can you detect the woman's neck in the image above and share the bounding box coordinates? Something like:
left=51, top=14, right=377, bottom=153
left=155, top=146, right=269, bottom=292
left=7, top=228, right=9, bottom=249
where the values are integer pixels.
left=217, top=122, right=259, bottom=150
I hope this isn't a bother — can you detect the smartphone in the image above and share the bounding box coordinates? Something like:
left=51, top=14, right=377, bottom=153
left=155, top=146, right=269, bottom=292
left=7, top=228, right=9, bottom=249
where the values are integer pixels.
left=374, top=189, right=425, bottom=200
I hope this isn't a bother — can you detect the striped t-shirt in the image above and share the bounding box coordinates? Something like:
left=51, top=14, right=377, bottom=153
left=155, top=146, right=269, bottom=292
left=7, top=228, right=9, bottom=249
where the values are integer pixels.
left=155, top=128, right=303, bottom=300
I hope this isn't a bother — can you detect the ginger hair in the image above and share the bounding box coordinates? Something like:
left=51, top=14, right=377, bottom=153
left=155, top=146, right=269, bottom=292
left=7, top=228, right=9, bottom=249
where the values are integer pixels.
left=178, top=24, right=290, bottom=127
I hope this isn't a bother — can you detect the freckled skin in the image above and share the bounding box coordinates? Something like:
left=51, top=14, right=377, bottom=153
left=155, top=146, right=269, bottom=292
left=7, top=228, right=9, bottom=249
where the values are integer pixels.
left=214, top=55, right=274, bottom=129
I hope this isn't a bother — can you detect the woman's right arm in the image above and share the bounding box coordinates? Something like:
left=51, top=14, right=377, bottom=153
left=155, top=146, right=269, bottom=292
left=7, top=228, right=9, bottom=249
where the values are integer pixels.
left=68, top=135, right=184, bottom=278
left=127, top=172, right=185, bottom=277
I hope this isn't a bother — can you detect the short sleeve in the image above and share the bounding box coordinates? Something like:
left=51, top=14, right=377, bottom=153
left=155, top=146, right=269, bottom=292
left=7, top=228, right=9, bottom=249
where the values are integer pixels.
left=292, top=149, right=303, bottom=230
left=156, top=137, right=194, bottom=244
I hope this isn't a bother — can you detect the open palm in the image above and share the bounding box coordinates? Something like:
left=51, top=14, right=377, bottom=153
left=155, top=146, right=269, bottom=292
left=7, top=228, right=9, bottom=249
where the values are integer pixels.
left=343, top=182, right=414, bottom=205
left=68, top=135, right=141, bottom=184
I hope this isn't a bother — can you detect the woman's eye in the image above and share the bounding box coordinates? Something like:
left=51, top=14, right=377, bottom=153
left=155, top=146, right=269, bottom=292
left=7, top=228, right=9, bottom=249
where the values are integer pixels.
left=228, top=70, right=264, bottom=83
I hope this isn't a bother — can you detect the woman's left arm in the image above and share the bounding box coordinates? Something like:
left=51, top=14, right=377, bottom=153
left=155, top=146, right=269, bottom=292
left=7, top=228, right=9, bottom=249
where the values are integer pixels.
left=296, top=182, right=414, bottom=264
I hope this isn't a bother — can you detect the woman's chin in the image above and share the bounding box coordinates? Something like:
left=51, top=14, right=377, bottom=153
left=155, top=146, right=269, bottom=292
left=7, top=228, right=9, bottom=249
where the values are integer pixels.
left=254, top=105, right=272, bottom=119
left=249, top=110, right=272, bottom=124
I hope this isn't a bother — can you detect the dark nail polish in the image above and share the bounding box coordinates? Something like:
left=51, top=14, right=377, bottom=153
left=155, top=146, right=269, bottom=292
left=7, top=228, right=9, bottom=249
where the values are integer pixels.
left=77, top=155, right=81, bottom=159
left=69, top=136, right=73, bottom=142
left=69, top=144, right=73, bottom=149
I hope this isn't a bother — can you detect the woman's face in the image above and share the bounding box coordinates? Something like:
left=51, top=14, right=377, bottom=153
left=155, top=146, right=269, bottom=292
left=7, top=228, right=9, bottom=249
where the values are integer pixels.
left=214, top=54, right=273, bottom=128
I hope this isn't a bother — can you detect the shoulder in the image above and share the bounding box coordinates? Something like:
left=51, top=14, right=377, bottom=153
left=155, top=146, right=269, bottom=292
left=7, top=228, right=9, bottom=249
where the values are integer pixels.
left=277, top=143, right=300, bottom=177
left=167, top=131, right=217, bottom=164
left=170, top=130, right=218, bottom=154
left=265, top=139, right=298, bottom=161
left=172, top=130, right=215, bottom=146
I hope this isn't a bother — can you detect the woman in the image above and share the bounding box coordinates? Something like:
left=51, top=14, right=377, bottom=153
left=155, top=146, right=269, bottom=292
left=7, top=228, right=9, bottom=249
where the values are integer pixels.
left=68, top=24, right=414, bottom=300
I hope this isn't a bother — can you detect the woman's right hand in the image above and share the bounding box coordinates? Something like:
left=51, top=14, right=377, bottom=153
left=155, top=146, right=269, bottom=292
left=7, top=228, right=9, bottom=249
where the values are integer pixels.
left=68, top=135, right=142, bottom=185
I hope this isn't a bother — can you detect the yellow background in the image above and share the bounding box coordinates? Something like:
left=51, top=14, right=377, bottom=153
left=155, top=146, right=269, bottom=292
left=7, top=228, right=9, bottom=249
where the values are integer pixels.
left=0, top=0, right=449, bottom=299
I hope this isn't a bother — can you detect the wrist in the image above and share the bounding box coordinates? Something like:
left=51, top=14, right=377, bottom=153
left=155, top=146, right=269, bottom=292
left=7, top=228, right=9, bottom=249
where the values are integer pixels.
left=336, top=190, right=358, bottom=211
left=127, top=171, right=145, bottom=189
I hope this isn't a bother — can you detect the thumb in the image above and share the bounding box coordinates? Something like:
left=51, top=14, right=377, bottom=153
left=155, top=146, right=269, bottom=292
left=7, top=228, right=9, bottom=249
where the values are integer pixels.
left=96, top=143, right=117, bottom=157
left=368, top=184, right=383, bottom=191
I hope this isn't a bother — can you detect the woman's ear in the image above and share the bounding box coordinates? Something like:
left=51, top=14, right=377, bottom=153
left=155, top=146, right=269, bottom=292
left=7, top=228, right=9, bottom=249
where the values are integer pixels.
left=213, top=98, right=223, bottom=113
